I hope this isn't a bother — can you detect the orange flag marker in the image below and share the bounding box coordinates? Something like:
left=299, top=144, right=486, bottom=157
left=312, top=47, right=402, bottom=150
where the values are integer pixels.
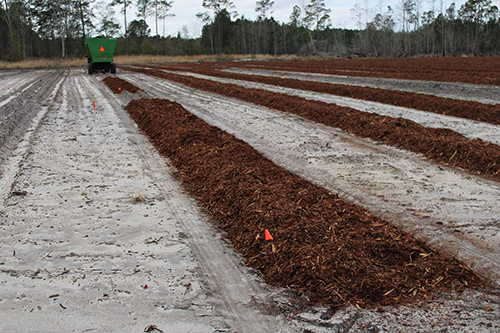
left=93, top=101, right=95, bottom=110
left=264, top=229, right=273, bottom=240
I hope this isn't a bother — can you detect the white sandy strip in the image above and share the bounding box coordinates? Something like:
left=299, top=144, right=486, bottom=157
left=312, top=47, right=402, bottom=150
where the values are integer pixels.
left=160, top=69, right=500, bottom=146
left=0, top=69, right=286, bottom=333
left=1, top=70, right=226, bottom=332
left=0, top=70, right=52, bottom=105
left=223, top=68, right=500, bottom=105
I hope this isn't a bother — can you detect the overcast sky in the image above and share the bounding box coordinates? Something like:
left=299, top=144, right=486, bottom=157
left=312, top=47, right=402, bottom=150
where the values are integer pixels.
left=107, top=0, right=500, bottom=38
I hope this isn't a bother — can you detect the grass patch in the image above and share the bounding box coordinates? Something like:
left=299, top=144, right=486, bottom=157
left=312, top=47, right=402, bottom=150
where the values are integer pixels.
left=0, top=57, right=87, bottom=69
left=115, top=53, right=304, bottom=65
left=126, top=190, right=147, bottom=204
left=0, top=54, right=311, bottom=70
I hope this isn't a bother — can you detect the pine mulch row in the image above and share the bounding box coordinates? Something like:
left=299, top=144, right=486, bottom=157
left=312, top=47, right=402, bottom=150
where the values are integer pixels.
left=102, top=76, right=142, bottom=94
left=124, top=98, right=488, bottom=309
left=123, top=66, right=500, bottom=182
left=224, top=57, right=500, bottom=86
left=146, top=62, right=500, bottom=126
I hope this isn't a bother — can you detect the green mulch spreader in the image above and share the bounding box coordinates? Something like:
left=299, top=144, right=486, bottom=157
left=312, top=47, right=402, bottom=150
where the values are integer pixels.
left=86, top=37, right=117, bottom=75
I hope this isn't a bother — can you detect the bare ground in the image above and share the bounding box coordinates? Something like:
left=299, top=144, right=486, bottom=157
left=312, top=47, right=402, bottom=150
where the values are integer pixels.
left=0, top=64, right=499, bottom=332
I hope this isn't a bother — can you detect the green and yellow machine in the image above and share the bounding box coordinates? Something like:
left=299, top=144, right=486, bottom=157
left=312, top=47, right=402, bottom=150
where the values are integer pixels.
left=86, top=37, right=117, bottom=75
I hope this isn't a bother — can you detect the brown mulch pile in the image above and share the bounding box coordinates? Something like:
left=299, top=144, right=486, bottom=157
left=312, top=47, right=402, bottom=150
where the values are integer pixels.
left=147, top=62, right=500, bottom=126
left=125, top=98, right=488, bottom=309
left=102, top=76, right=142, bottom=94
left=123, top=66, right=500, bottom=182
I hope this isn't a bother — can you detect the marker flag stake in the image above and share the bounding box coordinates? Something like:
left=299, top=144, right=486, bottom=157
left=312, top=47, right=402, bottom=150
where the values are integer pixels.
left=264, top=229, right=273, bottom=241
left=93, top=101, right=95, bottom=110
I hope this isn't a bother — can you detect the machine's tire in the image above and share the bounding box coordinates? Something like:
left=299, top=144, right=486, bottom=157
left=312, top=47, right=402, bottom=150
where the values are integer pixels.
left=111, top=63, right=116, bottom=74
left=88, top=63, right=93, bottom=75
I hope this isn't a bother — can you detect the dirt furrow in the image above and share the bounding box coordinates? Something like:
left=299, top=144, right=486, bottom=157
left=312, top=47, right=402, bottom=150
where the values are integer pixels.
left=0, top=70, right=67, bottom=184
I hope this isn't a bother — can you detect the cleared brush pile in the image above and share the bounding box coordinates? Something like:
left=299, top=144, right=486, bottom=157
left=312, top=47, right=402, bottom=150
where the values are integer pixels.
left=102, top=76, right=142, bottom=94
left=148, top=62, right=500, bottom=126
left=125, top=98, right=487, bottom=309
left=124, top=66, right=500, bottom=182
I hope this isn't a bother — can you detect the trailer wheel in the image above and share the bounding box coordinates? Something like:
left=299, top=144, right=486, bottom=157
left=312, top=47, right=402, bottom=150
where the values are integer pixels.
left=111, top=63, right=116, bottom=74
left=88, top=63, right=93, bottom=75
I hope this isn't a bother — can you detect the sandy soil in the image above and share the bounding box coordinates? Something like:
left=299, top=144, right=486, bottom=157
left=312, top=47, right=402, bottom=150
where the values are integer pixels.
left=223, top=68, right=500, bottom=105
left=118, top=69, right=500, bottom=331
left=146, top=61, right=500, bottom=126
left=0, top=69, right=286, bottom=332
left=160, top=69, right=500, bottom=146
left=1, top=65, right=500, bottom=332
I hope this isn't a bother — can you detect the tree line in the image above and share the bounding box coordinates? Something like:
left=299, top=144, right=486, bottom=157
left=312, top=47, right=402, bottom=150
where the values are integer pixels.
left=1, top=0, right=499, bottom=61
left=356, top=0, right=500, bottom=57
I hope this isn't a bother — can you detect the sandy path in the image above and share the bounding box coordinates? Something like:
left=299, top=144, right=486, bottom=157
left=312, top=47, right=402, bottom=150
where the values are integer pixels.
left=0, top=69, right=286, bottom=332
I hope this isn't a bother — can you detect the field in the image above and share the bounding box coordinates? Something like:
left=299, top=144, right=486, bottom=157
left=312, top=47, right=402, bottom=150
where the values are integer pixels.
left=1, top=57, right=500, bottom=332
left=0, top=54, right=299, bottom=70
